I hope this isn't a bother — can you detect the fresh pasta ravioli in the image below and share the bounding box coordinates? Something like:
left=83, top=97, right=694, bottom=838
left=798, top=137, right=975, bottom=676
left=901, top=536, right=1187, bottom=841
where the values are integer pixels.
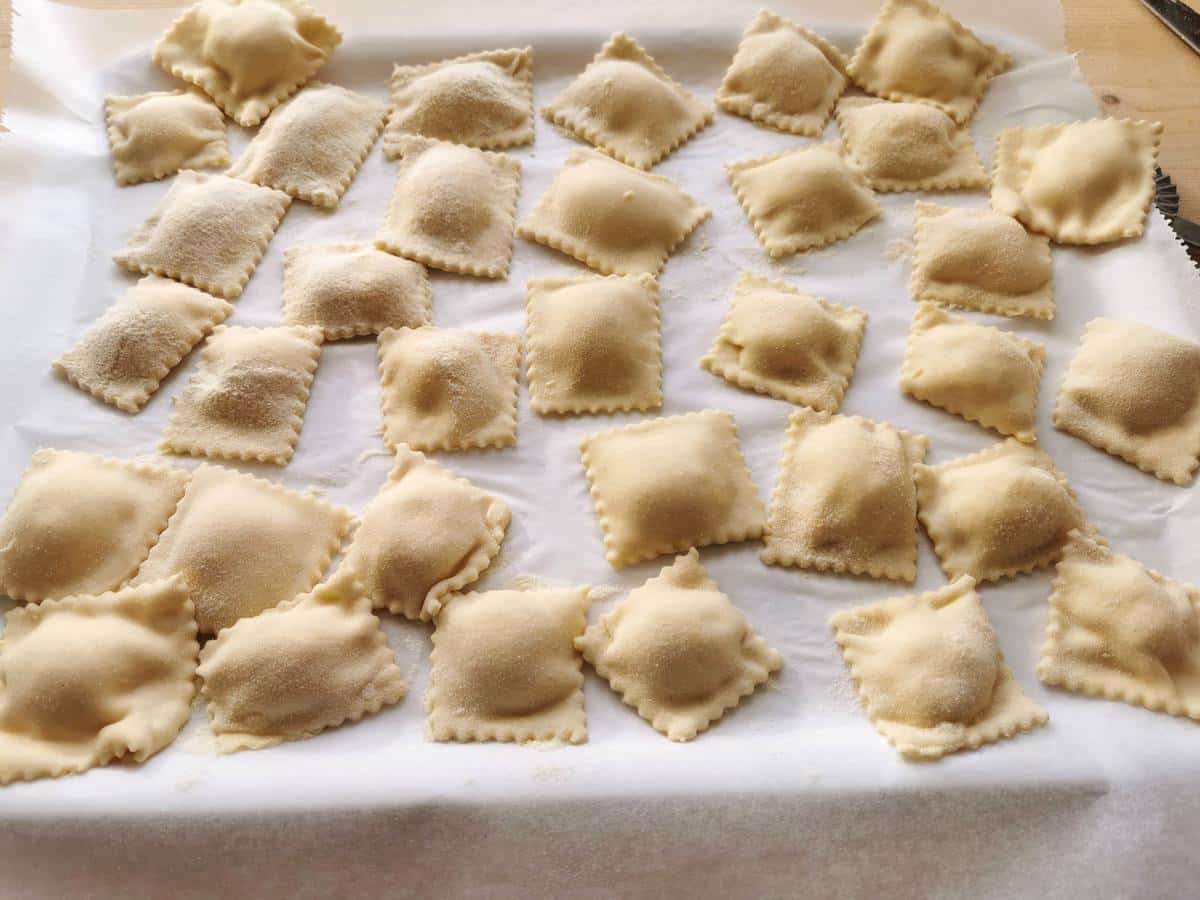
left=105, top=90, right=228, bottom=186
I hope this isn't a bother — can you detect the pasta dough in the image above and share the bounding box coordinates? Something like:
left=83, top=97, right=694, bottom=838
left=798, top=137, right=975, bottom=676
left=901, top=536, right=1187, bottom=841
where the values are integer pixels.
left=848, top=0, right=1010, bottom=125
left=113, top=171, right=291, bottom=300
left=153, top=0, right=342, bottom=127
left=991, top=119, right=1163, bottom=244
left=105, top=89, right=229, bottom=186
left=1039, top=531, right=1200, bottom=720
left=525, top=273, right=662, bottom=415
left=901, top=302, right=1045, bottom=443
left=227, top=82, right=387, bottom=208
left=53, top=275, right=233, bottom=414
left=728, top=142, right=880, bottom=257
left=426, top=585, right=590, bottom=743
left=282, top=243, right=431, bottom=340
left=197, top=573, right=407, bottom=752
left=0, top=576, right=199, bottom=784
left=580, top=410, right=766, bottom=569
left=762, top=410, right=928, bottom=582
left=518, top=149, right=710, bottom=276
left=1053, top=318, right=1200, bottom=485
left=375, top=136, right=521, bottom=279
left=578, top=549, right=781, bottom=742
left=831, top=575, right=1048, bottom=759
left=377, top=326, right=521, bottom=452
left=701, top=272, right=867, bottom=410
left=910, top=202, right=1054, bottom=319
left=543, top=32, right=712, bottom=170
left=383, top=47, right=534, bottom=151
left=0, top=450, right=188, bottom=604
left=161, top=325, right=323, bottom=466
left=341, top=445, right=510, bottom=621
left=131, top=463, right=353, bottom=634
left=716, top=9, right=848, bottom=136
left=915, top=439, right=1089, bottom=583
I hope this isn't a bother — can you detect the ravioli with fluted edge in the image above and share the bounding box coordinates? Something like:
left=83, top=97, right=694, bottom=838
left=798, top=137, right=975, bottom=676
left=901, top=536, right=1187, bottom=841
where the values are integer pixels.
left=105, top=89, right=229, bottom=186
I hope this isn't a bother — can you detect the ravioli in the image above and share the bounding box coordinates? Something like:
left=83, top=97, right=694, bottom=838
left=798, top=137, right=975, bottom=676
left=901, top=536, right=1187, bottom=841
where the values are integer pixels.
left=105, top=89, right=229, bottom=186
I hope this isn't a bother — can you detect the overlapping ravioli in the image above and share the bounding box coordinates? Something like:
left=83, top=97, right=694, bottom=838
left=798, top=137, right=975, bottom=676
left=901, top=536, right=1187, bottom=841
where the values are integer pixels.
left=991, top=119, right=1163, bottom=244
left=901, top=302, right=1045, bottom=443
left=525, top=273, right=662, bottom=415
left=105, top=90, right=229, bottom=186
left=1053, top=318, right=1200, bottom=485
left=1039, top=531, right=1200, bottom=720
left=701, top=272, right=867, bottom=410
left=518, top=149, right=710, bottom=276
left=383, top=47, right=534, bottom=151
left=0, top=576, right=199, bottom=784
left=282, top=243, right=431, bottom=340
left=131, top=463, right=353, bottom=634
left=578, top=549, right=781, bottom=741
left=0, top=450, right=188, bottom=603
left=911, top=202, right=1054, bottom=319
left=426, top=585, right=590, bottom=743
left=831, top=575, right=1048, bottom=759
left=227, top=83, right=387, bottom=208
left=342, top=445, right=510, bottom=621
left=161, top=325, right=323, bottom=466
left=762, top=410, right=928, bottom=581
left=543, top=32, right=712, bottom=169
left=728, top=142, right=880, bottom=257
left=915, top=439, right=1089, bottom=583
left=197, top=573, right=407, bottom=752
left=54, top=276, right=233, bottom=414
left=113, top=171, right=291, bottom=300
left=377, top=326, right=521, bottom=452
left=848, top=0, right=1010, bottom=125
left=716, top=9, right=848, bottom=136
left=376, top=136, right=521, bottom=278
left=153, top=0, right=342, bottom=127
left=580, top=410, right=766, bottom=569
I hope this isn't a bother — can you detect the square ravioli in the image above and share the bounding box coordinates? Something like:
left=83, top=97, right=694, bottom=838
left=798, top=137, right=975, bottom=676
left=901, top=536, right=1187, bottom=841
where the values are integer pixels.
left=518, top=149, right=710, bottom=276
left=1053, top=318, right=1200, bottom=485
left=728, top=142, right=880, bottom=258
left=161, top=325, right=323, bottom=466
left=901, top=302, right=1045, bottom=444
left=762, top=410, right=928, bottom=582
left=0, top=576, right=198, bottom=784
left=716, top=9, right=848, bottom=136
left=915, top=439, right=1089, bottom=583
left=341, top=445, right=510, bottom=621
left=377, top=326, right=521, bottom=452
left=198, top=573, right=407, bottom=752
left=0, top=449, right=188, bottom=603
left=153, top=0, right=342, bottom=127
left=383, top=47, right=534, bottom=152
left=426, top=585, right=590, bottom=743
left=831, top=575, right=1047, bottom=760
left=375, top=136, right=521, bottom=279
left=105, top=89, right=229, bottom=186
left=131, top=463, right=353, bottom=634
left=525, top=273, right=662, bottom=415
left=991, top=119, right=1163, bottom=244
left=578, top=549, right=781, bottom=741
left=282, top=243, right=431, bottom=340
left=113, top=171, right=291, bottom=300
left=543, top=32, right=712, bottom=169
left=848, top=0, right=1010, bottom=125
left=53, top=275, right=233, bottom=414
left=911, top=202, right=1054, bottom=319
left=227, top=82, right=388, bottom=208
left=1039, top=531, right=1200, bottom=720
left=580, top=410, right=766, bottom=569
left=835, top=97, right=987, bottom=192
left=701, top=272, right=867, bottom=410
